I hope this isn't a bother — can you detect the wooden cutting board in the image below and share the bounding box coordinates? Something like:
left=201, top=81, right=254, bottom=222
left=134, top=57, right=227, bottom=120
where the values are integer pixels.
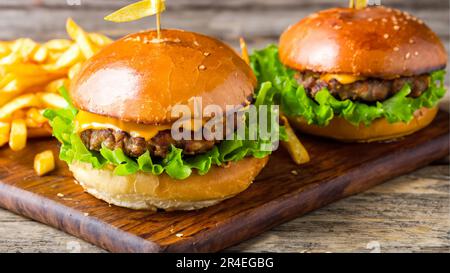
left=0, top=111, right=448, bottom=253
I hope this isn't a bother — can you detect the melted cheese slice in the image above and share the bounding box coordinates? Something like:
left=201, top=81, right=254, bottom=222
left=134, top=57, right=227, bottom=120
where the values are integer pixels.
left=74, top=111, right=171, bottom=140
left=321, top=74, right=366, bottom=84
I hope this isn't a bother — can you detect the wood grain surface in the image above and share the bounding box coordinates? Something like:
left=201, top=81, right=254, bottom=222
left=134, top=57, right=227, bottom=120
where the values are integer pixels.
left=0, top=0, right=449, bottom=253
left=0, top=111, right=448, bottom=253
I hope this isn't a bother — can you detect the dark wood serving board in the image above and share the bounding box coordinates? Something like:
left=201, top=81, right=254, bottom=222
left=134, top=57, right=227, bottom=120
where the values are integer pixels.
left=0, top=111, right=448, bottom=253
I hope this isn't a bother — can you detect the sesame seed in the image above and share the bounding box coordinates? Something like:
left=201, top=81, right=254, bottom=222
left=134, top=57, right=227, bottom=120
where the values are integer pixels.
left=394, top=47, right=400, bottom=52
left=333, top=25, right=342, bottom=30
left=368, top=18, right=373, bottom=22
left=57, top=193, right=64, bottom=198
left=414, top=51, right=419, bottom=56
left=382, top=18, right=388, bottom=23
left=394, top=25, right=400, bottom=31
left=203, top=52, right=211, bottom=56
left=176, top=233, right=184, bottom=238
left=384, top=34, right=389, bottom=39
left=418, top=19, right=424, bottom=24
left=84, top=213, right=89, bottom=217
left=405, top=53, right=411, bottom=59
left=409, top=39, right=415, bottom=44
left=198, top=65, right=206, bottom=70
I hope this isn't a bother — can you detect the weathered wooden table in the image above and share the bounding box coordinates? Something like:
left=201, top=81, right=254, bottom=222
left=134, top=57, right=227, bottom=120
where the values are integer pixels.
left=0, top=0, right=449, bottom=253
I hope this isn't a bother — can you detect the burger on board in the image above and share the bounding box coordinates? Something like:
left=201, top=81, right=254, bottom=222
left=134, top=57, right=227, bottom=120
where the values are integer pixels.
left=251, top=6, right=447, bottom=142
left=45, top=29, right=285, bottom=210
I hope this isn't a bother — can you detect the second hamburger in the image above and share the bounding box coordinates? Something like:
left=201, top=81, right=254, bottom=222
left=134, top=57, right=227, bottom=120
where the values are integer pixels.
left=251, top=6, right=447, bottom=142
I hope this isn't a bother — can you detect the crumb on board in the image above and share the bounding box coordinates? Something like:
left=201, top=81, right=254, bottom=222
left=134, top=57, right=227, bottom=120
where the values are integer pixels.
left=83, top=213, right=89, bottom=217
left=291, top=170, right=298, bottom=175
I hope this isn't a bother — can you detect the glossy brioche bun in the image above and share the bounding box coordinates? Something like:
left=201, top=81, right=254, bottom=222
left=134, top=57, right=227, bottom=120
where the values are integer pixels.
left=288, top=107, right=438, bottom=143
left=69, top=156, right=268, bottom=211
left=71, top=29, right=256, bottom=125
left=279, top=6, right=448, bottom=78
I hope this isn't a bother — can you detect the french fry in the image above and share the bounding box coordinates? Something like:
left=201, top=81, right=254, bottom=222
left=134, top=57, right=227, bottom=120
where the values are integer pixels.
left=0, top=50, right=21, bottom=65
left=26, top=107, right=47, bottom=124
left=68, top=62, right=82, bottom=80
left=12, top=38, right=39, bottom=62
left=9, top=119, right=27, bottom=151
left=1, top=73, right=62, bottom=95
left=280, top=116, right=310, bottom=165
left=26, top=117, right=40, bottom=128
left=47, top=51, right=64, bottom=63
left=88, top=33, right=113, bottom=47
left=44, top=43, right=83, bottom=71
left=0, top=44, right=10, bottom=59
left=32, top=46, right=49, bottom=63
left=0, top=94, right=41, bottom=120
left=0, top=121, right=10, bottom=147
left=66, top=18, right=96, bottom=58
left=239, top=37, right=250, bottom=65
left=43, top=39, right=72, bottom=52
left=34, top=150, right=55, bottom=176
left=0, top=73, right=15, bottom=89
left=44, top=78, right=69, bottom=93
left=2, top=63, right=53, bottom=76
left=39, top=93, right=68, bottom=109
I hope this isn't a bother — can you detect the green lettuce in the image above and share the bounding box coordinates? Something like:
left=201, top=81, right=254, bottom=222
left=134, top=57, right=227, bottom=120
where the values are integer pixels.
left=44, top=84, right=284, bottom=180
left=250, top=45, right=446, bottom=126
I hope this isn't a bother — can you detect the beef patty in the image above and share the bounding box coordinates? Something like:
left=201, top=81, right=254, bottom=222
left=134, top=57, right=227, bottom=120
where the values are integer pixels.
left=295, top=72, right=430, bottom=102
left=80, top=129, right=217, bottom=158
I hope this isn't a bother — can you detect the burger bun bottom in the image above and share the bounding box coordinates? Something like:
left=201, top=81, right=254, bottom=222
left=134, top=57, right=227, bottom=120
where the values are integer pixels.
left=288, top=107, right=438, bottom=143
left=69, top=156, right=268, bottom=211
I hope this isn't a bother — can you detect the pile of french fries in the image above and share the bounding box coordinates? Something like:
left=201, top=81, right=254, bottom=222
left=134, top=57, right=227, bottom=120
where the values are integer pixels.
left=0, top=18, right=113, bottom=175
left=0, top=18, right=113, bottom=153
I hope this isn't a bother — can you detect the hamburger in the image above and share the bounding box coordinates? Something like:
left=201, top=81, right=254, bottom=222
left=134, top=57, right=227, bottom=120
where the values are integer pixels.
left=45, top=29, right=282, bottom=210
left=251, top=6, right=447, bottom=142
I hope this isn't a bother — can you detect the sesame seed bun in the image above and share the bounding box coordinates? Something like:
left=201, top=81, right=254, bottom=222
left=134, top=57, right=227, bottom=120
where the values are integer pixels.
left=279, top=6, right=447, bottom=78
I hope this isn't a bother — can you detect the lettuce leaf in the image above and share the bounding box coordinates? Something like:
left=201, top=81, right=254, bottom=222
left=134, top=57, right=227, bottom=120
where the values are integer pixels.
left=250, top=45, right=446, bottom=126
left=44, top=85, right=282, bottom=180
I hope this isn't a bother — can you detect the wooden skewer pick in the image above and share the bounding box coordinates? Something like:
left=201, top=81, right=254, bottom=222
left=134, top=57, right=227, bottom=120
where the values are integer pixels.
left=153, top=0, right=163, bottom=40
